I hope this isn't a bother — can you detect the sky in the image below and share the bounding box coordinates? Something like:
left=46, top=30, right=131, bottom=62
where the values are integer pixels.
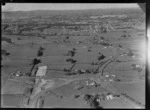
left=2, top=3, right=140, bottom=12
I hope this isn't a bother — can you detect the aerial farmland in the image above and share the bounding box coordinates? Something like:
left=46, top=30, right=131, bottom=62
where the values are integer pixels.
left=1, top=3, right=145, bottom=108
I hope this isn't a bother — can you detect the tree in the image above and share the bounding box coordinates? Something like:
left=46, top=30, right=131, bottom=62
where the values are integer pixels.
left=18, top=37, right=21, bottom=40
left=67, top=50, right=76, bottom=57
left=40, top=46, right=45, bottom=51
left=100, top=42, right=110, bottom=47
left=89, top=95, right=103, bottom=108
left=66, top=36, right=69, bottom=40
left=67, top=48, right=76, bottom=57
left=121, top=34, right=126, bottom=38
left=63, top=36, right=70, bottom=43
left=118, top=44, right=122, bottom=48
left=128, top=35, right=131, bottom=37
left=30, top=58, right=41, bottom=76
left=84, top=94, right=93, bottom=102
left=97, top=54, right=106, bottom=61
left=90, top=98, right=100, bottom=108
left=33, top=58, right=41, bottom=65
left=37, top=50, right=43, bottom=57
left=2, top=37, right=12, bottom=43
left=100, top=36, right=105, bottom=40
left=101, top=26, right=107, bottom=33
left=88, top=47, right=92, bottom=52
left=37, top=46, right=45, bottom=57
left=2, top=50, right=10, bottom=56
left=65, top=48, right=77, bottom=72
left=94, top=54, right=106, bottom=74
left=64, top=68, right=70, bottom=72
left=73, top=48, right=76, bottom=51
left=66, top=58, right=77, bottom=72
left=43, top=36, right=46, bottom=39
left=74, top=95, right=80, bottom=98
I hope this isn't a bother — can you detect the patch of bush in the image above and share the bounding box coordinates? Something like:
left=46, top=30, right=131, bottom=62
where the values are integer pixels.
left=74, top=95, right=80, bottom=98
left=97, top=55, right=106, bottom=61
left=100, top=42, right=110, bottom=46
left=2, top=37, right=12, bottom=43
left=83, top=94, right=93, bottom=102
left=2, top=50, right=10, bottom=56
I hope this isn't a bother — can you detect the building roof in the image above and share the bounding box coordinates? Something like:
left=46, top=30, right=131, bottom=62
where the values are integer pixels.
left=36, top=66, right=47, bottom=76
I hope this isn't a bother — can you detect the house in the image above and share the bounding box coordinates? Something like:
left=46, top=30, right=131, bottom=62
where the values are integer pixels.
left=16, top=74, right=19, bottom=77
left=135, top=64, right=141, bottom=68
left=106, top=94, right=113, bottom=100
left=96, top=94, right=107, bottom=102
left=109, top=79, right=114, bottom=82
left=89, top=82, right=95, bottom=86
left=105, top=75, right=109, bottom=77
left=112, top=75, right=116, bottom=77
left=15, top=71, right=23, bottom=76
left=81, top=70, right=86, bottom=73
left=86, top=81, right=89, bottom=86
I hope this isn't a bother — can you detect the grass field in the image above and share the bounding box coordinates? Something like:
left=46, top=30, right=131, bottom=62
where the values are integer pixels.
left=112, top=80, right=145, bottom=105
left=1, top=29, right=145, bottom=108
left=1, top=94, right=23, bottom=108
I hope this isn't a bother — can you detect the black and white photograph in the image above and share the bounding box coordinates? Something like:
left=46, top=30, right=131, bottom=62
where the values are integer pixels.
left=1, top=3, right=146, bottom=108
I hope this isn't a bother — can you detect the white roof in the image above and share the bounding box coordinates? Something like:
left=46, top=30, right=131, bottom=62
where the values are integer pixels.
left=16, top=74, right=19, bottom=76
left=90, top=82, right=95, bottom=86
left=107, top=95, right=113, bottom=100
left=105, top=75, right=109, bottom=77
left=109, top=79, right=113, bottom=81
left=135, top=65, right=140, bottom=67
left=112, top=75, right=116, bottom=77
left=36, top=66, right=47, bottom=76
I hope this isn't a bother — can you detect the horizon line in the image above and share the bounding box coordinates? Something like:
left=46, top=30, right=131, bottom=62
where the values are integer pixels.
left=2, top=7, right=140, bottom=12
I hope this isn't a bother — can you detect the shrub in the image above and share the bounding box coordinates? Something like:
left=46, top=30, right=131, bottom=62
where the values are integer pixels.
left=97, top=55, right=106, bottom=61
left=2, top=50, right=10, bottom=56
left=2, top=37, right=12, bottom=43
left=32, top=58, right=41, bottom=65
left=66, top=58, right=77, bottom=63
left=100, top=36, right=105, bottom=40
left=37, top=46, right=45, bottom=57
left=74, top=95, right=80, bottom=98
left=100, top=42, right=110, bottom=46
left=121, top=34, right=126, bottom=38
left=118, top=44, right=122, bottom=48
left=37, top=50, right=43, bottom=57
left=18, top=37, right=21, bottom=40
left=84, top=94, right=93, bottom=102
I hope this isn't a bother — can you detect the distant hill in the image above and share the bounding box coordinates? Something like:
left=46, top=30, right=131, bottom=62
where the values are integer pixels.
left=2, top=8, right=143, bottom=19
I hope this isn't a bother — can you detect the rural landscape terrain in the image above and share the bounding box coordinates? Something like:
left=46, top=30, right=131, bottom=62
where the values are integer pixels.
left=1, top=5, right=145, bottom=108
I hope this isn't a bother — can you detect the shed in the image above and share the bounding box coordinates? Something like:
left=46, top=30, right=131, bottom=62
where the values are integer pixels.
left=36, top=66, right=47, bottom=77
left=106, top=94, right=113, bottom=100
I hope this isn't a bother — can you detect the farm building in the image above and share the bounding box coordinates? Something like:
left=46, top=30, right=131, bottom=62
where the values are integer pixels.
left=36, top=66, right=47, bottom=77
